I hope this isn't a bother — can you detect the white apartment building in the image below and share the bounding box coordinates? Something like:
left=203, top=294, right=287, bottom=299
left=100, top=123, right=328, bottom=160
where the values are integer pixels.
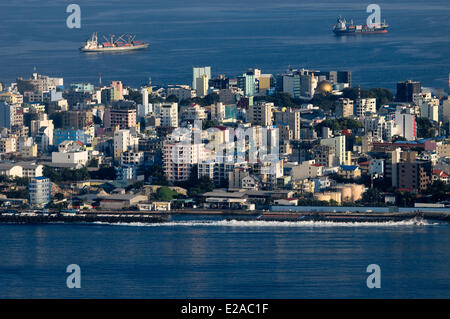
left=290, top=160, right=323, bottom=181
left=52, top=140, right=88, bottom=166
left=249, top=101, right=273, bottom=126
left=394, top=111, right=417, bottom=141
left=28, top=176, right=51, bottom=207
left=355, top=98, right=376, bottom=118
left=163, top=135, right=206, bottom=182
left=182, top=103, right=207, bottom=122
left=155, top=102, right=178, bottom=128
left=320, top=135, right=346, bottom=165
left=120, top=150, right=144, bottom=167
left=336, top=98, right=354, bottom=118
left=114, top=129, right=139, bottom=159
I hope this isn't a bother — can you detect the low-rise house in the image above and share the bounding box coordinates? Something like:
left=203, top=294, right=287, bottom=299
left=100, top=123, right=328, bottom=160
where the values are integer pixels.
left=137, top=201, right=171, bottom=211
left=99, top=194, right=148, bottom=210
left=274, top=198, right=298, bottom=206
left=338, top=165, right=361, bottom=179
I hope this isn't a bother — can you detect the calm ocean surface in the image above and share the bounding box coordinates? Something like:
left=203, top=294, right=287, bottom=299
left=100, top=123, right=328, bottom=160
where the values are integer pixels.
left=1, top=0, right=450, bottom=298
left=0, top=216, right=449, bottom=298
left=0, top=0, right=450, bottom=91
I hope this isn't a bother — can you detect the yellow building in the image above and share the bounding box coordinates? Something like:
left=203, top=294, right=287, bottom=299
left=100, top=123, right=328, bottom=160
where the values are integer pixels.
left=338, top=165, right=361, bottom=179
left=315, top=192, right=342, bottom=204
left=0, top=92, right=22, bottom=104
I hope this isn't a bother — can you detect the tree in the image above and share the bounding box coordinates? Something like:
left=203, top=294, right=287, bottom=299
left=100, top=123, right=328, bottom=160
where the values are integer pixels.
left=416, top=117, right=435, bottom=138
left=254, top=92, right=302, bottom=108
left=124, top=89, right=143, bottom=104
left=315, top=118, right=362, bottom=135
left=49, top=112, right=64, bottom=129
left=309, top=93, right=339, bottom=113
left=146, top=164, right=168, bottom=185
left=202, top=120, right=220, bottom=130
left=360, top=188, right=383, bottom=205
left=54, top=193, right=65, bottom=201
left=88, top=158, right=99, bottom=167
left=394, top=190, right=417, bottom=207
left=342, top=87, right=393, bottom=110
left=89, top=167, right=116, bottom=180
left=425, top=181, right=450, bottom=202
left=166, top=95, right=179, bottom=103
left=43, top=166, right=90, bottom=183
left=154, top=186, right=178, bottom=201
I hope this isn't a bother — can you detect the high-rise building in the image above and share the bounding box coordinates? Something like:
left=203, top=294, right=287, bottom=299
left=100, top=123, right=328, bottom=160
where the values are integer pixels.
left=249, top=101, right=273, bottom=126
left=337, top=71, right=352, bottom=86
left=193, top=66, right=211, bottom=90
left=163, top=135, right=206, bottom=182
left=394, top=111, right=417, bottom=141
left=396, top=80, right=421, bottom=102
left=209, top=75, right=229, bottom=90
left=281, top=69, right=318, bottom=99
left=320, top=135, right=346, bottom=165
left=114, top=129, right=139, bottom=159
left=111, top=81, right=124, bottom=101
left=141, top=87, right=150, bottom=110
left=313, top=145, right=337, bottom=167
left=62, top=110, right=93, bottom=129
left=273, top=108, right=301, bottom=140
left=392, top=151, right=432, bottom=192
left=336, top=98, right=354, bottom=118
left=355, top=98, right=376, bottom=118
left=104, top=108, right=137, bottom=129
left=237, top=71, right=256, bottom=97
left=195, top=74, right=209, bottom=97
left=0, top=101, right=23, bottom=129
left=155, top=102, right=178, bottom=128
left=258, top=74, right=273, bottom=94
left=28, top=176, right=51, bottom=207
left=16, top=73, right=63, bottom=95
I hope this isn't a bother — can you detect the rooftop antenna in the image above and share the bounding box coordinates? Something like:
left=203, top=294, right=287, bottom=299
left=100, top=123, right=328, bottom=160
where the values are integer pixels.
left=358, top=85, right=361, bottom=100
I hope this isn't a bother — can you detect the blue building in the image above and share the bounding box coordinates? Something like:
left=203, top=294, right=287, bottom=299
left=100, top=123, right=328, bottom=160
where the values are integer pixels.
left=116, top=164, right=137, bottom=181
left=54, top=128, right=92, bottom=146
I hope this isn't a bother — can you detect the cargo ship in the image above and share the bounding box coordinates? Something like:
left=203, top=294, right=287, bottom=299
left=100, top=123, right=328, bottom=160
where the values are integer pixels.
left=80, top=32, right=149, bottom=52
left=333, top=16, right=388, bottom=35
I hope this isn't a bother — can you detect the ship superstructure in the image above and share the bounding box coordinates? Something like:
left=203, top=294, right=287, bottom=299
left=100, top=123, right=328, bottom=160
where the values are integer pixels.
left=80, top=32, right=149, bottom=52
left=333, top=16, right=389, bottom=35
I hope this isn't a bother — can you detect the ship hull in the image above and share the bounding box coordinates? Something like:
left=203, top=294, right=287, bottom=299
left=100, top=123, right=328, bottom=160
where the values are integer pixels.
left=333, top=28, right=388, bottom=35
left=80, top=43, right=149, bottom=52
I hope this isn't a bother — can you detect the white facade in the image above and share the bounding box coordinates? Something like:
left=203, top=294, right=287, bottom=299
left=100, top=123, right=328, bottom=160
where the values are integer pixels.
left=29, top=177, right=51, bottom=207
left=394, top=111, right=416, bottom=141
left=120, top=151, right=144, bottom=167
left=182, top=104, right=207, bottom=122
left=155, top=102, right=178, bottom=128
left=163, top=135, right=206, bottom=182
left=355, top=98, right=376, bottom=118
left=192, top=66, right=211, bottom=90
left=320, top=136, right=346, bottom=165
left=290, top=160, right=323, bottom=181
left=114, top=129, right=139, bottom=159
left=52, top=150, right=88, bottom=166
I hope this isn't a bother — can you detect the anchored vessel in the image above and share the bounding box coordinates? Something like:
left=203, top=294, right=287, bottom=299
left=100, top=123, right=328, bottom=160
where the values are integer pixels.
left=80, top=32, right=149, bottom=52
left=333, top=16, right=389, bottom=35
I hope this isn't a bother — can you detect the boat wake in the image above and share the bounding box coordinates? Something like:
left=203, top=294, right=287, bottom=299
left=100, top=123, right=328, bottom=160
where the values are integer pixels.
left=96, top=217, right=435, bottom=228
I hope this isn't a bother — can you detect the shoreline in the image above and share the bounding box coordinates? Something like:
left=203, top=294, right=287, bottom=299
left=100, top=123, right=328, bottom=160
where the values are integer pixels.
left=0, top=209, right=449, bottom=224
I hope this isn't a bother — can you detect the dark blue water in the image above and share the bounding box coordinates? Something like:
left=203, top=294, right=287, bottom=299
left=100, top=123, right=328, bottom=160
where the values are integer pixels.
left=1, top=0, right=450, bottom=91
left=0, top=217, right=449, bottom=298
